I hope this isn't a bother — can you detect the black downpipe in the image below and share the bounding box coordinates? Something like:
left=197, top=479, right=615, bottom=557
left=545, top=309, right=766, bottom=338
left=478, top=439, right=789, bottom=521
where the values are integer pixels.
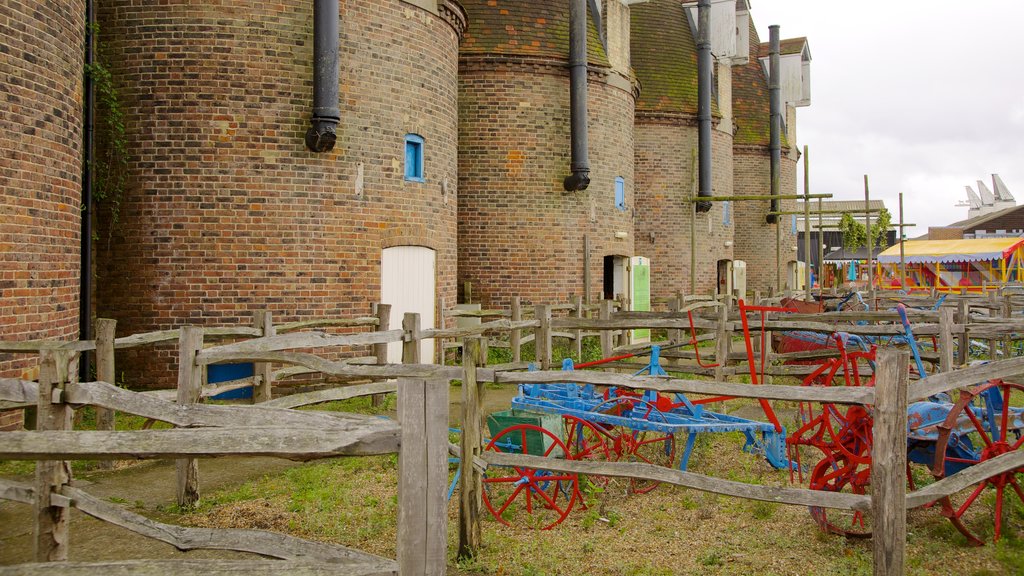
left=305, top=0, right=340, bottom=153
left=80, top=0, right=95, bottom=379
left=563, top=0, right=591, bottom=192
left=767, top=25, right=781, bottom=224
left=695, top=0, right=712, bottom=213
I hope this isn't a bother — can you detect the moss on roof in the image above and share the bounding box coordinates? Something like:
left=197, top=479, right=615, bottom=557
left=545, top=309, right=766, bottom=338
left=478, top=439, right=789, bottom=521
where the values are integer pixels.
left=760, top=37, right=809, bottom=58
left=631, top=0, right=721, bottom=116
left=733, top=19, right=784, bottom=147
left=460, top=0, right=610, bottom=67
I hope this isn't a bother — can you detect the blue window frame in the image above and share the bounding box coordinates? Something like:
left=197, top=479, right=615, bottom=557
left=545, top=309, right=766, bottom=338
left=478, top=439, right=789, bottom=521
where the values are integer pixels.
left=404, top=134, right=424, bottom=182
left=722, top=201, right=731, bottom=226
left=791, top=214, right=798, bottom=234
left=614, top=177, right=626, bottom=211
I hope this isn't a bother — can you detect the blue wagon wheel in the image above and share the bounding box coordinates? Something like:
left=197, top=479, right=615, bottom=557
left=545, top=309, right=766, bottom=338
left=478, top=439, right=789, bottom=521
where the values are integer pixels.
left=482, top=423, right=578, bottom=529
left=931, top=379, right=1024, bottom=545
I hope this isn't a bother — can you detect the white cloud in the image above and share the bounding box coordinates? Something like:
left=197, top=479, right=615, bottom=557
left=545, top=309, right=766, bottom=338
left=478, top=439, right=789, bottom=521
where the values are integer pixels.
left=752, top=0, right=1024, bottom=230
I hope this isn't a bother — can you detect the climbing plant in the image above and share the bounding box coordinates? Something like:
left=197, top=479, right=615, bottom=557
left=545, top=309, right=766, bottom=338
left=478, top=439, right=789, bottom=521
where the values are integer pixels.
left=85, top=22, right=128, bottom=242
left=839, top=209, right=892, bottom=252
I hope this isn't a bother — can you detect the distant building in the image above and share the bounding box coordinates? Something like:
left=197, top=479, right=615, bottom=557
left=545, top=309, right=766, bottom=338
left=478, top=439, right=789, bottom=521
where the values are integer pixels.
left=956, top=174, right=1015, bottom=219
left=794, top=199, right=896, bottom=271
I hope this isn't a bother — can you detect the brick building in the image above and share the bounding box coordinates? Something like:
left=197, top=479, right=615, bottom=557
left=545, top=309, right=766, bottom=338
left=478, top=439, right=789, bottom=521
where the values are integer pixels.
left=732, top=23, right=806, bottom=293
left=93, top=0, right=466, bottom=384
left=457, top=0, right=637, bottom=308
left=0, top=1, right=84, bottom=429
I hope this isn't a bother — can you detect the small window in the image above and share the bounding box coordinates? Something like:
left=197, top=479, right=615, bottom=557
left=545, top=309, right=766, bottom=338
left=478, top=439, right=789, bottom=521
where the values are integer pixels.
left=791, top=214, right=798, bottom=234
left=614, top=177, right=626, bottom=211
left=404, top=134, right=424, bottom=182
left=722, top=201, right=731, bottom=226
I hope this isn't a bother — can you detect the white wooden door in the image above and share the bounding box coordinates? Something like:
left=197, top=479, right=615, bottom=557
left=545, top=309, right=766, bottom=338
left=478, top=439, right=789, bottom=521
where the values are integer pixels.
left=382, top=246, right=436, bottom=363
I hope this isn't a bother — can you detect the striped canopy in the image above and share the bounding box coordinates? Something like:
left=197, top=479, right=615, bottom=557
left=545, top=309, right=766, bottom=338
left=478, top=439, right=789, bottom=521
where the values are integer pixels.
left=878, top=237, right=1024, bottom=264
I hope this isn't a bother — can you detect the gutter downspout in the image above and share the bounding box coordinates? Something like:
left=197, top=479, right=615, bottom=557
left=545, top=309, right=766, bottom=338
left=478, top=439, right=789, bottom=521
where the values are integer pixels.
left=305, top=0, right=340, bottom=153
left=81, top=0, right=95, bottom=379
left=695, top=0, right=712, bottom=213
left=767, top=25, right=781, bottom=224
left=563, top=0, right=591, bottom=192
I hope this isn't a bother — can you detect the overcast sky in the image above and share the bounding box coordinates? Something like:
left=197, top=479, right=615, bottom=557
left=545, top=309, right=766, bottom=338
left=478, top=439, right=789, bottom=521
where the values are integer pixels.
left=751, top=1, right=1024, bottom=236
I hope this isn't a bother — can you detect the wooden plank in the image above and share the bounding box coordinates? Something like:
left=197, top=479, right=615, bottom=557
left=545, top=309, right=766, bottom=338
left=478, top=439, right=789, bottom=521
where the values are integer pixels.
left=196, top=330, right=404, bottom=366
left=536, top=305, right=552, bottom=370
left=481, top=453, right=870, bottom=511
left=905, top=451, right=1024, bottom=509
left=871, top=349, right=909, bottom=576
left=402, top=314, right=421, bottom=365
left=782, top=310, right=938, bottom=323
left=0, top=378, right=37, bottom=404
left=0, top=340, right=95, bottom=354
left=758, top=321, right=943, bottom=337
left=908, top=356, right=1024, bottom=402
left=176, top=327, right=204, bottom=508
left=956, top=300, right=969, bottom=367
left=253, top=311, right=275, bottom=404
left=551, top=317, right=720, bottom=331
left=446, top=309, right=510, bottom=318
left=0, top=478, right=34, bottom=505
left=64, top=381, right=384, bottom=429
left=112, top=327, right=261, bottom=350
left=275, top=317, right=380, bottom=333
left=493, top=370, right=873, bottom=404
left=0, top=426, right=401, bottom=460
left=94, top=319, right=118, bottom=471
left=371, top=304, right=392, bottom=407
left=714, top=304, right=730, bottom=382
left=197, top=352, right=463, bottom=381
left=0, top=560, right=396, bottom=576
left=573, top=296, right=583, bottom=359
left=272, top=357, right=378, bottom=381
left=424, top=379, right=448, bottom=574
left=33, top=349, right=74, bottom=562
left=599, top=300, right=613, bottom=358
left=938, top=307, right=954, bottom=373
left=201, top=377, right=256, bottom=400
left=259, top=381, right=398, bottom=410
left=61, top=486, right=397, bottom=571
left=510, top=297, right=522, bottom=364
left=458, top=339, right=483, bottom=559
left=422, top=319, right=536, bottom=340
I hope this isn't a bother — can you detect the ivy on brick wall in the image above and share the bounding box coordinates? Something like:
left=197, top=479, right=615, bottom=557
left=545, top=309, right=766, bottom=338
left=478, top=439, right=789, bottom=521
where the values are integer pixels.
left=85, top=23, right=127, bottom=242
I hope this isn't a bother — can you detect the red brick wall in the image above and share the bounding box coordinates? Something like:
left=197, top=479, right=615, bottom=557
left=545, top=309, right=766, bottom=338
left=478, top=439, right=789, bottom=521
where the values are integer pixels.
left=457, top=62, right=636, bottom=308
left=95, top=0, right=463, bottom=387
left=733, top=146, right=799, bottom=294
left=635, top=120, right=734, bottom=299
left=0, top=0, right=84, bottom=428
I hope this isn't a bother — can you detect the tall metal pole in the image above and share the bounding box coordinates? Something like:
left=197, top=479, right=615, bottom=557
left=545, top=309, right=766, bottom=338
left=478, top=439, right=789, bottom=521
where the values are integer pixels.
left=695, top=0, right=713, bottom=212
left=690, top=148, right=698, bottom=295
left=865, top=175, right=874, bottom=302
left=803, top=145, right=812, bottom=300
left=564, top=0, right=591, bottom=191
left=899, top=192, right=906, bottom=288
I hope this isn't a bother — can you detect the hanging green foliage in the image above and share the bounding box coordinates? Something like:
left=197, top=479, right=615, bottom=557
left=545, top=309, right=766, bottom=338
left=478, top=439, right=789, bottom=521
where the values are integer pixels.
left=839, top=209, right=893, bottom=253
left=85, top=22, right=128, bottom=242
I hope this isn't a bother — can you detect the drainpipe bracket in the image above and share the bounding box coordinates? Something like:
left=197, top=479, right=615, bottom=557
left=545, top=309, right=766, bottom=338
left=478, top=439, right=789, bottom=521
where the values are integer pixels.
left=305, top=119, right=338, bottom=153
left=695, top=201, right=713, bottom=213
left=563, top=172, right=591, bottom=192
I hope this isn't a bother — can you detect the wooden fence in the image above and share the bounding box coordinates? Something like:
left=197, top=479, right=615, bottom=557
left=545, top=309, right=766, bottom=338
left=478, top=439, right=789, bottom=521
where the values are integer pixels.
left=4, top=289, right=1024, bottom=575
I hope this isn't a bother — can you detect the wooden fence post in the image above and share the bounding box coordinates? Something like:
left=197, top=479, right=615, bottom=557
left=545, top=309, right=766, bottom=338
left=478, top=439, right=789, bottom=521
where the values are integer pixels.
left=1002, top=292, right=1012, bottom=359
left=938, top=307, right=954, bottom=373
left=536, top=304, right=552, bottom=370
left=371, top=304, right=392, bottom=406
left=617, top=295, right=630, bottom=347
left=714, top=304, right=730, bottom=382
left=511, top=297, right=522, bottom=364
left=668, top=296, right=682, bottom=346
left=403, top=313, right=422, bottom=365
left=253, top=310, right=275, bottom=404
left=176, top=326, right=204, bottom=508
left=599, top=300, right=613, bottom=359
left=33, top=349, right=74, bottom=562
left=458, top=338, right=483, bottom=559
left=956, top=300, right=969, bottom=366
left=573, top=295, right=583, bottom=360
left=871, top=349, right=909, bottom=576
left=989, top=290, right=1000, bottom=360
left=397, top=378, right=449, bottom=575
left=94, top=318, right=117, bottom=470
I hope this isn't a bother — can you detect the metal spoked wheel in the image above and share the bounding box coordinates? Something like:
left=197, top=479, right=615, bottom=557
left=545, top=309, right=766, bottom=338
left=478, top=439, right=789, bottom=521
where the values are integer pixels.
left=591, top=395, right=676, bottom=495
left=482, top=424, right=579, bottom=529
left=563, top=416, right=620, bottom=491
left=931, top=380, right=1024, bottom=545
left=808, top=448, right=873, bottom=538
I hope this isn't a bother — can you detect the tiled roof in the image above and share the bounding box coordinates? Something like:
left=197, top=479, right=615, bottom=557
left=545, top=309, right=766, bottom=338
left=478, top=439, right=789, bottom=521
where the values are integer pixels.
left=759, top=37, right=809, bottom=58
left=630, top=1, right=700, bottom=114
left=944, top=204, right=1023, bottom=230
left=460, top=0, right=610, bottom=67
left=732, top=18, right=771, bottom=146
left=797, top=200, right=887, bottom=212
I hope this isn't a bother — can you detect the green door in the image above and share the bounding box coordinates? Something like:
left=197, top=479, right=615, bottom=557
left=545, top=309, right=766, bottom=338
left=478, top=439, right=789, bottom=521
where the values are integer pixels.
left=631, top=256, right=651, bottom=343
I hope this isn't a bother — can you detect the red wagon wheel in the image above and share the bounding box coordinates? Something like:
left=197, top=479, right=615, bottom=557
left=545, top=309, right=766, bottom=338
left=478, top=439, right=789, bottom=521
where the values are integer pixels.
left=563, top=416, right=619, bottom=491
left=808, top=449, right=873, bottom=538
left=931, top=380, right=1024, bottom=546
left=482, top=423, right=578, bottom=529
left=591, top=395, right=676, bottom=494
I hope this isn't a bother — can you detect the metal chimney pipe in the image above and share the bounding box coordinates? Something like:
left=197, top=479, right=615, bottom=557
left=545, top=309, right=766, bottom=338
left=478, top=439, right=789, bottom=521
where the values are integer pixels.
left=80, top=0, right=96, bottom=380
left=305, top=0, right=340, bottom=153
left=563, top=0, right=591, bottom=192
left=767, top=24, right=781, bottom=223
left=695, top=0, right=713, bottom=212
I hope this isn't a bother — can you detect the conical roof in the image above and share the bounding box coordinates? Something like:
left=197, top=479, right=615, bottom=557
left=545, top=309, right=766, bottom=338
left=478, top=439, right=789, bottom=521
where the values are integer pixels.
left=630, top=0, right=699, bottom=115
left=732, top=18, right=770, bottom=146
left=460, top=0, right=610, bottom=67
